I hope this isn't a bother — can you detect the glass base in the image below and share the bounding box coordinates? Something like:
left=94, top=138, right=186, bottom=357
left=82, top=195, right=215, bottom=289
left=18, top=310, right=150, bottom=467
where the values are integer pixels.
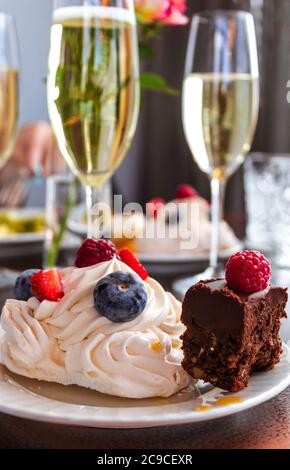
left=172, top=266, right=225, bottom=300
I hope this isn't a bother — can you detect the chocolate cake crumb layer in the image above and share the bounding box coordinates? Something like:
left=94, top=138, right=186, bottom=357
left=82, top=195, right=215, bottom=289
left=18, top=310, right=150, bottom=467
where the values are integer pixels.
left=181, top=279, right=288, bottom=392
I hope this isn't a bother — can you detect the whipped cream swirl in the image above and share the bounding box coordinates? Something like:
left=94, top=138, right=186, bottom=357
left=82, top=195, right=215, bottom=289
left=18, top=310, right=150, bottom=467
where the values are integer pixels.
left=0, top=258, right=190, bottom=398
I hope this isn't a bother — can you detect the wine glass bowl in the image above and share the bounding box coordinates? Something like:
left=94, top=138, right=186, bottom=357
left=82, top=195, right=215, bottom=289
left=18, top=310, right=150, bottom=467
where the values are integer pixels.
left=183, top=72, right=259, bottom=180
left=182, top=10, right=259, bottom=180
left=174, top=10, right=260, bottom=298
left=0, top=13, right=19, bottom=170
left=47, top=0, right=140, bottom=237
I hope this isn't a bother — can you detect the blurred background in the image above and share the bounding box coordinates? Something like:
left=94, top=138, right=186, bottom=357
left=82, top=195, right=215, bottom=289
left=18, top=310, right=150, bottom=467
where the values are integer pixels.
left=0, top=0, right=290, bottom=275
left=1, top=0, right=289, bottom=237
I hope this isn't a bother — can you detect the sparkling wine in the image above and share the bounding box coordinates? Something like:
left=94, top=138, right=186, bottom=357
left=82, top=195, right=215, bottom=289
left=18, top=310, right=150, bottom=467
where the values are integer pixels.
left=48, top=6, right=140, bottom=187
left=182, top=73, right=259, bottom=178
left=0, top=67, right=18, bottom=168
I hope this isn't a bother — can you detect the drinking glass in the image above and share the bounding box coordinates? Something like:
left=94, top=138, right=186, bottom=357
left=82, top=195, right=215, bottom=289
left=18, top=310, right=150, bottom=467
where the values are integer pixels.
left=246, top=155, right=290, bottom=267
left=0, top=13, right=19, bottom=169
left=44, top=175, right=113, bottom=267
left=0, top=13, right=23, bottom=290
left=174, top=10, right=259, bottom=297
left=47, top=0, right=140, bottom=237
left=244, top=153, right=274, bottom=250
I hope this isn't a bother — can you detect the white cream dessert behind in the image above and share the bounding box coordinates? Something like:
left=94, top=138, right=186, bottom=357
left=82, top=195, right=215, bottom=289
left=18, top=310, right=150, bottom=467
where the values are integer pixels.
left=136, top=197, right=239, bottom=255
left=111, top=185, right=240, bottom=255
left=0, top=257, right=190, bottom=398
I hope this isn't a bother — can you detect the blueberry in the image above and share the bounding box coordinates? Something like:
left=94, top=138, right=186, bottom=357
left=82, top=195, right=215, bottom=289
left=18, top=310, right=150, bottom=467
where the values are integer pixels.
left=94, top=272, right=147, bottom=323
left=13, top=269, right=40, bottom=301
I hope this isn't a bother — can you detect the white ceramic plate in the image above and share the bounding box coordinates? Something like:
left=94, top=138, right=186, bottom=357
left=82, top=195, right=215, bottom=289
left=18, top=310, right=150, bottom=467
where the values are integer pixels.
left=0, top=233, right=44, bottom=245
left=137, top=245, right=242, bottom=264
left=137, top=244, right=242, bottom=277
left=0, top=343, right=289, bottom=429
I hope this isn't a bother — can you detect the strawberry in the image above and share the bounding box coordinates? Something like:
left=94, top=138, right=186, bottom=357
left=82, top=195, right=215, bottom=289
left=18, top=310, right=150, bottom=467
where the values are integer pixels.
left=118, top=248, right=148, bottom=281
left=31, top=269, right=64, bottom=302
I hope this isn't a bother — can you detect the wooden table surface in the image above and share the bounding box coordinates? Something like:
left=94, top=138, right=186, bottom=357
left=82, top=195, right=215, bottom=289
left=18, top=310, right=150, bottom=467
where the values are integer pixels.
left=0, top=255, right=290, bottom=449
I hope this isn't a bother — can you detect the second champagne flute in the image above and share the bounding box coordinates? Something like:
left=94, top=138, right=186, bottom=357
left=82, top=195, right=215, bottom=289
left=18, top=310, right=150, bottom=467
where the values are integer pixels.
left=47, top=0, right=140, bottom=238
left=0, top=13, right=19, bottom=170
left=174, top=10, right=259, bottom=297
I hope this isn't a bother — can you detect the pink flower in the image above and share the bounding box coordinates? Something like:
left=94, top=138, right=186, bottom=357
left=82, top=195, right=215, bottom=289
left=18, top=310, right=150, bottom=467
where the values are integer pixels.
left=135, top=0, right=188, bottom=25
left=162, top=1, right=188, bottom=25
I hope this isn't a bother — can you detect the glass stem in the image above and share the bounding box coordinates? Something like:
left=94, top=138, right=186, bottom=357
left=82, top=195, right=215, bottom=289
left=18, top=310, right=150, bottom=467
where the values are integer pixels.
left=210, top=176, right=226, bottom=273
left=86, top=185, right=93, bottom=239
left=85, top=184, right=103, bottom=239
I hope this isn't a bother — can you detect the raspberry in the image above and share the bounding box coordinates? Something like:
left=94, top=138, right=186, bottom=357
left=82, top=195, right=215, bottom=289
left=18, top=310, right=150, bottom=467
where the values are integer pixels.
left=118, top=248, right=148, bottom=281
left=147, top=198, right=166, bottom=218
left=31, top=269, right=64, bottom=302
left=75, top=238, right=118, bottom=268
left=225, top=250, right=271, bottom=294
left=175, top=184, right=199, bottom=200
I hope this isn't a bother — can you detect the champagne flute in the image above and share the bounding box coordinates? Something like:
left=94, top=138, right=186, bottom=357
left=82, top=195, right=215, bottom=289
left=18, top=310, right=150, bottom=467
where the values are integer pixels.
left=0, top=13, right=19, bottom=169
left=174, top=10, right=259, bottom=297
left=47, top=0, right=140, bottom=238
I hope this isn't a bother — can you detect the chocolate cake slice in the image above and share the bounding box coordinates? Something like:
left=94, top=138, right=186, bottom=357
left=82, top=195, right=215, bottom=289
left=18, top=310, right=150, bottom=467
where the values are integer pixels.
left=181, top=279, right=287, bottom=392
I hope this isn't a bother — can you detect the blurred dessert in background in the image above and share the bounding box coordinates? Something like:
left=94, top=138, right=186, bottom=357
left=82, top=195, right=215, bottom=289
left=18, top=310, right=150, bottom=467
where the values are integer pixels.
left=0, top=209, right=45, bottom=237
left=112, top=184, right=240, bottom=256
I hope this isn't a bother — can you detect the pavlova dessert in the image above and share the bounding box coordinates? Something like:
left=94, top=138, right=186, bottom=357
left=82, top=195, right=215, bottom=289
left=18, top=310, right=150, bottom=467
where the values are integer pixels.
left=0, top=239, right=190, bottom=398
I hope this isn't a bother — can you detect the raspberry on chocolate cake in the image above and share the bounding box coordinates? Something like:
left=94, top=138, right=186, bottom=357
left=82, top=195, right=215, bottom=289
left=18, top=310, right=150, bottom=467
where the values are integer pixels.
left=181, top=251, right=288, bottom=392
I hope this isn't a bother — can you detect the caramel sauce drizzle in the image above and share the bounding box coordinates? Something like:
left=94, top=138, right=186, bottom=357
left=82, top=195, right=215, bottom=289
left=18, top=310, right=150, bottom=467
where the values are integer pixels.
left=194, top=396, right=244, bottom=412
left=195, top=405, right=213, bottom=412
left=151, top=341, right=162, bottom=352
left=215, top=396, right=244, bottom=406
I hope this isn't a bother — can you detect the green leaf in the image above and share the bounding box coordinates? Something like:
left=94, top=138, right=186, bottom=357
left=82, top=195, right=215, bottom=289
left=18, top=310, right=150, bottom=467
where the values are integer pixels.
left=140, top=73, right=179, bottom=96
left=140, top=23, right=164, bottom=40
left=138, top=41, right=154, bottom=60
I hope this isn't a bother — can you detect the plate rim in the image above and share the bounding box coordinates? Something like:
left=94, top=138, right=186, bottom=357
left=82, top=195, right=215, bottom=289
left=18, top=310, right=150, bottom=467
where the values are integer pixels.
left=137, top=244, right=242, bottom=264
left=0, top=343, right=289, bottom=429
left=0, top=232, right=45, bottom=245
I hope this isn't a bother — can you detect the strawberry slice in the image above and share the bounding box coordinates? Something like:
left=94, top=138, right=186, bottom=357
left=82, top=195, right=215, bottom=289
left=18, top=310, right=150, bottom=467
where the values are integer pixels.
left=118, top=248, right=148, bottom=281
left=31, top=269, right=64, bottom=302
